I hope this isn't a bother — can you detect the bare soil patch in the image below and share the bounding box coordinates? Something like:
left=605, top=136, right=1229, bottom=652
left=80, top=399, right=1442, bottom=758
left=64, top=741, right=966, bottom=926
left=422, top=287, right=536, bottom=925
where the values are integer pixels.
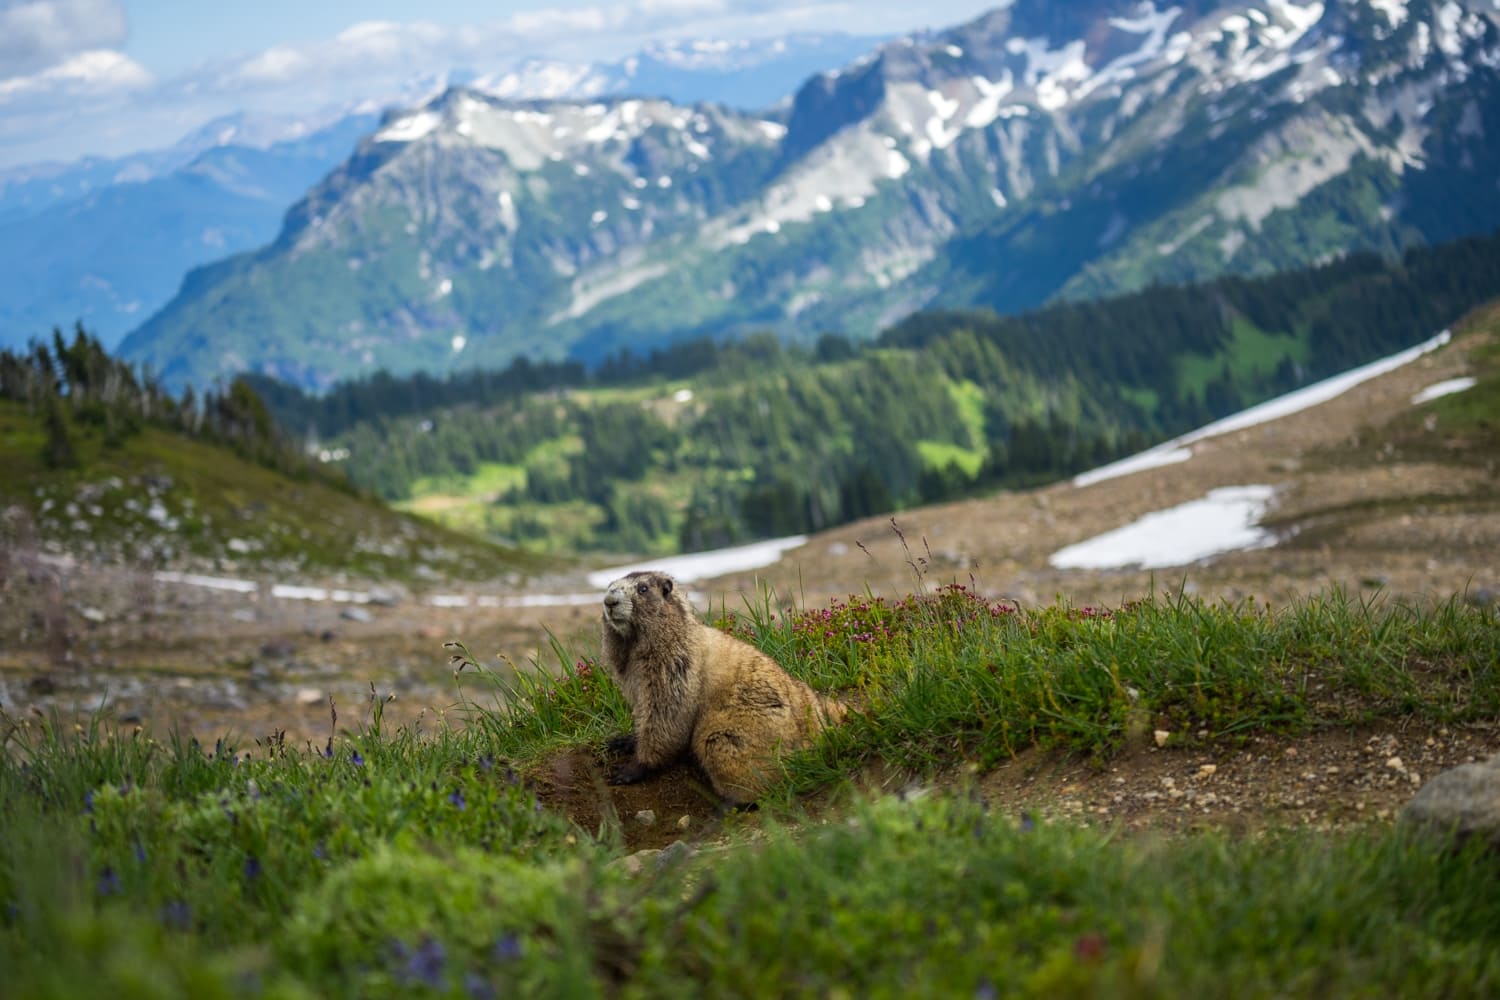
left=528, top=747, right=734, bottom=852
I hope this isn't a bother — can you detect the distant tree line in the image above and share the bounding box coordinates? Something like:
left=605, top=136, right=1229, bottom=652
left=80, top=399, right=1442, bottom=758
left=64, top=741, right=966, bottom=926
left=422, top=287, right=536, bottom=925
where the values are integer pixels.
left=0, top=324, right=340, bottom=484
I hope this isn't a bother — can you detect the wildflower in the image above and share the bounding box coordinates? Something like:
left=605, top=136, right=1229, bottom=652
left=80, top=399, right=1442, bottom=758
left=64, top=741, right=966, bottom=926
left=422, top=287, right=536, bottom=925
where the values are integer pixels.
left=1019, top=812, right=1035, bottom=833
left=322, top=738, right=334, bottom=760
left=351, top=750, right=365, bottom=767
left=1074, top=933, right=1107, bottom=962
left=159, top=900, right=192, bottom=930
left=406, top=936, right=447, bottom=988
left=493, top=932, right=523, bottom=962
left=82, top=790, right=93, bottom=814
left=975, top=979, right=998, bottom=1000
left=133, top=842, right=147, bottom=864
left=96, top=866, right=121, bottom=896
left=448, top=789, right=467, bottom=811
left=465, top=973, right=497, bottom=1000
left=243, top=856, right=262, bottom=881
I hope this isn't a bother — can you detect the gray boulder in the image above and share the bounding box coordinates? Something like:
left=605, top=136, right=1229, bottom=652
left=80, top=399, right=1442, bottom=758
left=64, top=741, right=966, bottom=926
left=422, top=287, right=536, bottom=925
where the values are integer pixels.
left=1401, top=751, right=1500, bottom=850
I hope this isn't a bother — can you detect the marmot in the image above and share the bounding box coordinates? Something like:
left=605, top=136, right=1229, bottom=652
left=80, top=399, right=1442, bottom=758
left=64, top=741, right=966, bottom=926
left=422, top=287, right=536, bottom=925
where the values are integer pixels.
left=599, top=570, right=845, bottom=804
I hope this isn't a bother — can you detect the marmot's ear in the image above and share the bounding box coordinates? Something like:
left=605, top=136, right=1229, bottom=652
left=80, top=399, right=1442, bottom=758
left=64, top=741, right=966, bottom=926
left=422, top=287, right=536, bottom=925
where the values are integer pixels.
left=661, top=578, right=673, bottom=596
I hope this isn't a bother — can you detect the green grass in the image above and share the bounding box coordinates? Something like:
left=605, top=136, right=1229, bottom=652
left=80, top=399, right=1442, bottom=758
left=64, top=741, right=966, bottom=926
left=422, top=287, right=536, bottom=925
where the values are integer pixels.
left=3, top=587, right=1499, bottom=998
left=0, top=399, right=534, bottom=582
left=1175, top=318, right=1309, bottom=402
left=916, top=440, right=986, bottom=477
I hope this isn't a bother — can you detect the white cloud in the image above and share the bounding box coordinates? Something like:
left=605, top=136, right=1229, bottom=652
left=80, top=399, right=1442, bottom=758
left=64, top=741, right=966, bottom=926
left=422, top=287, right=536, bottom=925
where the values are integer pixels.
left=0, top=0, right=128, bottom=77
left=0, top=47, right=150, bottom=104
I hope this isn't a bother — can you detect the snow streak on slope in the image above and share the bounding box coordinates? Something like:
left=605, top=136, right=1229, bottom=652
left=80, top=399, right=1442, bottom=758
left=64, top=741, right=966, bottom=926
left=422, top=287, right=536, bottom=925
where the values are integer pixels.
left=1073, top=330, right=1453, bottom=488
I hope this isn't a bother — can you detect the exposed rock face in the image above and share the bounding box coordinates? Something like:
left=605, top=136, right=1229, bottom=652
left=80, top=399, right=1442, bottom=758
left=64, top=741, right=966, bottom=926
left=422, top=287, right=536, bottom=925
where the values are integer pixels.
left=1400, top=751, right=1500, bottom=850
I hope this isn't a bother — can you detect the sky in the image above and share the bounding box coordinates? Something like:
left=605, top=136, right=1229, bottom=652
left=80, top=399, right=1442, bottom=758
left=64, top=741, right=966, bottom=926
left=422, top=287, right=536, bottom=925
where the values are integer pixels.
left=0, top=0, right=1002, bottom=169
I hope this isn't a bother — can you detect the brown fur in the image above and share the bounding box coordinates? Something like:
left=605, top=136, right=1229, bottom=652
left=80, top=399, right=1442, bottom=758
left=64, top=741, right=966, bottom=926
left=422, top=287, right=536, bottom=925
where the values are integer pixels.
left=599, top=570, right=845, bottom=804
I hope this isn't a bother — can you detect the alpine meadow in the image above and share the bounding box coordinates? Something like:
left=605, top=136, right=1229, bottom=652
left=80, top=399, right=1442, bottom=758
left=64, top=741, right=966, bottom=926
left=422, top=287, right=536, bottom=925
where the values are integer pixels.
left=4, top=1, right=1500, bottom=998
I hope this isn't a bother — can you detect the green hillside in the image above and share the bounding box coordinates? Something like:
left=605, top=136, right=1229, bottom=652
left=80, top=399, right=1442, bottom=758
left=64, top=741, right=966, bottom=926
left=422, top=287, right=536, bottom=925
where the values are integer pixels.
left=260, top=230, right=1500, bottom=556
left=0, top=330, right=536, bottom=582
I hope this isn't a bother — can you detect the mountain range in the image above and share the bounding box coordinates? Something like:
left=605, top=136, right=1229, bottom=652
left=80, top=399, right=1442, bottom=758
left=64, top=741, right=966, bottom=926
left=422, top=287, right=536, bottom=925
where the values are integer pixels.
left=1, top=33, right=878, bottom=355
left=121, top=0, right=1500, bottom=390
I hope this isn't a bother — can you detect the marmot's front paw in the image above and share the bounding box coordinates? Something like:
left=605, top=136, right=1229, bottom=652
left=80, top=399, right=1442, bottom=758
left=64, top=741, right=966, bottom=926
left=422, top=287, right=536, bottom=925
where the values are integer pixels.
left=605, top=733, right=637, bottom=756
left=608, top=759, right=650, bottom=785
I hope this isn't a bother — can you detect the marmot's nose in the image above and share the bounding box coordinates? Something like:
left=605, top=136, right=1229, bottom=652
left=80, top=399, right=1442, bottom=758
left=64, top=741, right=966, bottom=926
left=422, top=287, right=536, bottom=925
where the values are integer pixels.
left=604, top=591, right=621, bottom=607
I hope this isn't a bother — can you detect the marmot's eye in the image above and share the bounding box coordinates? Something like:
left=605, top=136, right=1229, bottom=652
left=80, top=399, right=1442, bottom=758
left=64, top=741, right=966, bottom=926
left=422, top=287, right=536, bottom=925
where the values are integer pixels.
left=636, top=582, right=649, bottom=595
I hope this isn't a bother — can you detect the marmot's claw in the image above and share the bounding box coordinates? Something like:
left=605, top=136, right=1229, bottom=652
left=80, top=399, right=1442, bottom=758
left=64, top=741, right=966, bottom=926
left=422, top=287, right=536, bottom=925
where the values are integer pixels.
left=608, top=760, right=650, bottom=785
left=606, top=733, right=637, bottom=755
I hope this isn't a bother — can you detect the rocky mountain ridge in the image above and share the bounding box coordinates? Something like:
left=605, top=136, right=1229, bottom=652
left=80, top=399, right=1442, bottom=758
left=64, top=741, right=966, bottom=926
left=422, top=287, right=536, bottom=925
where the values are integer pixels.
left=121, top=0, right=1500, bottom=389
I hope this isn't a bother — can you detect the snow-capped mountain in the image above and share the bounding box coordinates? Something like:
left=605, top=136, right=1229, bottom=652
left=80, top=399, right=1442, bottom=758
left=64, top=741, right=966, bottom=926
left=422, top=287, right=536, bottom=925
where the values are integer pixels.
left=121, top=0, right=1500, bottom=390
left=476, top=34, right=888, bottom=110
left=4, top=33, right=876, bottom=354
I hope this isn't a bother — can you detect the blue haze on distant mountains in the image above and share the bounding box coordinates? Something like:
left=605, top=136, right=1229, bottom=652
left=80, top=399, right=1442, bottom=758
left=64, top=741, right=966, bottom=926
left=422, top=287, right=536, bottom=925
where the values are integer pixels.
left=1, top=33, right=882, bottom=355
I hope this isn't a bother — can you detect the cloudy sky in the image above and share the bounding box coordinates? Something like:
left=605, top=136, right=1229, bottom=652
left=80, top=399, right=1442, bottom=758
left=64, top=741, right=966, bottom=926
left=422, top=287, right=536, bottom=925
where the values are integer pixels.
left=0, top=0, right=1001, bottom=169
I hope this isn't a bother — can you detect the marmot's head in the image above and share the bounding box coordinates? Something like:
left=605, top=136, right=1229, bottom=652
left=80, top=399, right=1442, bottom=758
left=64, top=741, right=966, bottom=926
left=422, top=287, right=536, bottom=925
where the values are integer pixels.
left=601, top=571, right=684, bottom=636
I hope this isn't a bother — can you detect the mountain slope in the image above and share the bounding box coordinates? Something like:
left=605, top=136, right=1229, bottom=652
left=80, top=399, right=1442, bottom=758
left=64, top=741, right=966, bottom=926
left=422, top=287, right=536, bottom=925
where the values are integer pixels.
left=122, top=0, right=1500, bottom=390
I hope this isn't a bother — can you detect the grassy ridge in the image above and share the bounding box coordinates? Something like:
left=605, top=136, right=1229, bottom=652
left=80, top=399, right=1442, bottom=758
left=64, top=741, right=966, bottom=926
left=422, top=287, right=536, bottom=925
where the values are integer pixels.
left=0, top=398, right=537, bottom=581
left=3, top=587, right=1497, bottom=997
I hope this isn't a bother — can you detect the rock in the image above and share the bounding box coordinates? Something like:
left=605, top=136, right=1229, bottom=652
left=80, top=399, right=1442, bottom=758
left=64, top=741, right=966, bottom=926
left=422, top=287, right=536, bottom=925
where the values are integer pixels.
left=1400, top=752, right=1500, bottom=851
left=1153, top=730, right=1170, bottom=748
left=296, top=688, right=325, bottom=706
left=259, top=639, right=295, bottom=659
left=367, top=587, right=402, bottom=608
left=609, top=849, right=657, bottom=877
left=677, top=814, right=692, bottom=831
left=634, top=809, right=657, bottom=826
left=78, top=606, right=107, bottom=624
left=1465, top=586, right=1499, bottom=609
left=1196, top=764, right=1218, bottom=779
left=340, top=606, right=373, bottom=623
left=609, top=840, right=694, bottom=877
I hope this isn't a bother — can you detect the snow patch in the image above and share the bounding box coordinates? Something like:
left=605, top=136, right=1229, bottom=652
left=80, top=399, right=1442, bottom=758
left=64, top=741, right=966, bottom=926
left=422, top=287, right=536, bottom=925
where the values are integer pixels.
left=375, top=111, right=440, bottom=143
left=586, top=535, right=808, bottom=588
left=1411, top=376, right=1476, bottom=404
left=1049, top=486, right=1277, bottom=570
left=1369, top=0, right=1409, bottom=28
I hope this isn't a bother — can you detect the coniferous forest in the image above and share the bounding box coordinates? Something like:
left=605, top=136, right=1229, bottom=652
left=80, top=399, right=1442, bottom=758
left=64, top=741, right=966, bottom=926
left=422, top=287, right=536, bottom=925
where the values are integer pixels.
left=236, top=229, right=1500, bottom=555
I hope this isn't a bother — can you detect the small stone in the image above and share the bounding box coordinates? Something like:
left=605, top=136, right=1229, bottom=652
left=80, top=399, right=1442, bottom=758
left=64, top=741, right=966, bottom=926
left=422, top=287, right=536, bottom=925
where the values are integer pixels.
left=340, top=606, right=373, bottom=623
left=1387, top=756, right=1406, bottom=773
left=368, top=588, right=401, bottom=607
left=1196, top=764, right=1218, bottom=779
left=296, top=687, right=324, bottom=706
left=78, top=606, right=107, bottom=624
left=1153, top=730, right=1170, bottom=748
left=635, top=809, right=657, bottom=826
left=677, top=815, right=691, bottom=831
